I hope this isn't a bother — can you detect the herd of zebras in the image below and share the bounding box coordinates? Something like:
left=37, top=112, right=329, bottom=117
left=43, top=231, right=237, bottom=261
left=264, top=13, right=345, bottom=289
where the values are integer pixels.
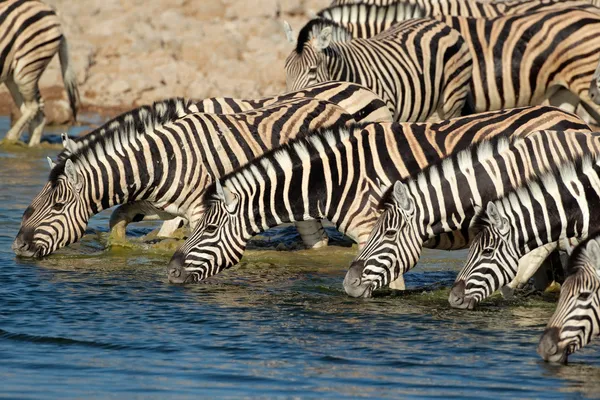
left=6, top=0, right=600, bottom=365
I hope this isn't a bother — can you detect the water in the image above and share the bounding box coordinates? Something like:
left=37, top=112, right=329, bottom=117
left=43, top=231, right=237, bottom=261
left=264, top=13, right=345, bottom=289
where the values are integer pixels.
left=1, top=117, right=599, bottom=399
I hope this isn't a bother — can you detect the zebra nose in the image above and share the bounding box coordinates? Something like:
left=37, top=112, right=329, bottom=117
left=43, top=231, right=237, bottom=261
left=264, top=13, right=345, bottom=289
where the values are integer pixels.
left=343, top=261, right=373, bottom=298
left=538, top=327, right=565, bottom=363
left=12, top=228, right=37, bottom=257
left=448, top=280, right=473, bottom=309
left=167, top=251, right=190, bottom=284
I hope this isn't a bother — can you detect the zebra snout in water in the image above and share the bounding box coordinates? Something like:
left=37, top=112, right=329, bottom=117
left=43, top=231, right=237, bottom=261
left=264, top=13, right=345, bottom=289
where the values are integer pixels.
left=448, top=280, right=476, bottom=310
left=537, top=327, right=567, bottom=364
left=167, top=251, right=192, bottom=284
left=12, top=228, right=38, bottom=257
left=343, top=261, right=374, bottom=298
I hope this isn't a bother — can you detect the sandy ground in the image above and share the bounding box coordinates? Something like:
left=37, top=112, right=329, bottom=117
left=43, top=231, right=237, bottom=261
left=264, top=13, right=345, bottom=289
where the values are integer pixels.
left=0, top=0, right=330, bottom=123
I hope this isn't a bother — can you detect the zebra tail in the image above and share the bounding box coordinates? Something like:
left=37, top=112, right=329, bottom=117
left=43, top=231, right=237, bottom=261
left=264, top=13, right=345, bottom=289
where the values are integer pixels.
left=58, top=36, right=80, bottom=121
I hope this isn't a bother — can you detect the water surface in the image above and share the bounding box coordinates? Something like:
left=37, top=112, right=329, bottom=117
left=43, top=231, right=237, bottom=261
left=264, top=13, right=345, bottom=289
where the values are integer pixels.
left=1, top=117, right=599, bottom=399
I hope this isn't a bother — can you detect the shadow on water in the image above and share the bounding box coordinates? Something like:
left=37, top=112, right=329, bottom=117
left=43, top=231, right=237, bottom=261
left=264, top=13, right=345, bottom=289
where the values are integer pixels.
left=1, top=116, right=600, bottom=399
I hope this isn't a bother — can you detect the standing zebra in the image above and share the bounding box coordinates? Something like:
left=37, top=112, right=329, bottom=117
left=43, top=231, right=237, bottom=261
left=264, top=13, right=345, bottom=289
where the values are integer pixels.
left=12, top=96, right=361, bottom=258
left=284, top=17, right=473, bottom=122
left=1, top=0, right=79, bottom=146
left=434, top=8, right=600, bottom=124
left=344, top=129, right=598, bottom=297
left=163, top=107, right=589, bottom=286
left=320, top=0, right=600, bottom=34
left=538, top=234, right=600, bottom=363
left=56, top=81, right=393, bottom=244
left=449, top=156, right=600, bottom=310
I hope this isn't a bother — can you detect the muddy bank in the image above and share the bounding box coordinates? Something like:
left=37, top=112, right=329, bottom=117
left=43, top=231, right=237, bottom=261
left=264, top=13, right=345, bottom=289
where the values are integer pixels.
left=0, top=0, right=330, bottom=125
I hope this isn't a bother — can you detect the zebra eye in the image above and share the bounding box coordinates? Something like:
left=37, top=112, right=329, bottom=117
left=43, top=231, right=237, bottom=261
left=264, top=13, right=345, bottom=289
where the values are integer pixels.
left=385, top=229, right=397, bottom=238
left=52, top=203, right=65, bottom=212
left=579, top=292, right=593, bottom=301
left=482, top=247, right=494, bottom=257
left=205, top=224, right=218, bottom=234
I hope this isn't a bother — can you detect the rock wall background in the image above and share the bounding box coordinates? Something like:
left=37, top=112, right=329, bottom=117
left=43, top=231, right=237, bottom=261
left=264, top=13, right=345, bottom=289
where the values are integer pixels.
left=0, top=0, right=330, bottom=123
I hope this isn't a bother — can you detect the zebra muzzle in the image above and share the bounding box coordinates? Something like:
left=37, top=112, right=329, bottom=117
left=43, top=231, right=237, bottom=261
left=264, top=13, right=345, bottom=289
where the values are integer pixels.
left=167, top=251, right=193, bottom=284
left=448, top=280, right=476, bottom=310
left=537, top=327, right=567, bottom=364
left=343, top=261, right=374, bottom=298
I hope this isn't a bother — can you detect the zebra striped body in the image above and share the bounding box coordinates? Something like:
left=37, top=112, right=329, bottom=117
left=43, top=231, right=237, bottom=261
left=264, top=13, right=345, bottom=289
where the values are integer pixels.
left=57, top=81, right=392, bottom=243
left=1, top=0, right=79, bottom=146
left=344, top=129, right=599, bottom=297
left=321, top=0, right=600, bottom=37
left=163, top=106, right=589, bottom=285
left=451, top=156, right=600, bottom=309
left=12, top=97, right=360, bottom=258
left=284, top=18, right=473, bottom=122
left=538, top=234, right=600, bottom=363
left=435, top=8, right=600, bottom=123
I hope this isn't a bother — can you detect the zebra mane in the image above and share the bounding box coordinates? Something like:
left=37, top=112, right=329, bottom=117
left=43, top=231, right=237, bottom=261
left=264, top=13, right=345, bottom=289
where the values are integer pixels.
left=376, top=135, right=518, bottom=210
left=565, top=234, right=600, bottom=277
left=202, top=122, right=368, bottom=207
left=470, top=155, right=596, bottom=235
left=50, top=97, right=193, bottom=184
left=295, top=18, right=353, bottom=54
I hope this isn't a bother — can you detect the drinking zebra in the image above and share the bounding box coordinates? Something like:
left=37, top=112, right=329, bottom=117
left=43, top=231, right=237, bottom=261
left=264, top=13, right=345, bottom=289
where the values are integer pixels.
left=1, top=0, right=79, bottom=146
left=449, top=156, right=600, bottom=310
left=12, top=96, right=361, bottom=258
left=56, top=81, right=392, bottom=244
left=538, top=234, right=600, bottom=363
left=284, top=17, right=473, bottom=122
left=163, top=106, right=588, bottom=286
left=344, top=129, right=598, bottom=297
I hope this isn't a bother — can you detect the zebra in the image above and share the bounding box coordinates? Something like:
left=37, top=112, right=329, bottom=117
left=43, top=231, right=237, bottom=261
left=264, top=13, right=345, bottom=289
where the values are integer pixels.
left=56, top=81, right=393, bottom=244
left=163, top=106, right=589, bottom=286
left=283, top=17, right=473, bottom=122
left=12, top=96, right=364, bottom=259
left=320, top=0, right=600, bottom=33
left=449, top=155, right=600, bottom=310
left=433, top=8, right=600, bottom=125
left=538, top=233, right=600, bottom=364
left=343, top=129, right=598, bottom=297
left=1, top=0, right=79, bottom=146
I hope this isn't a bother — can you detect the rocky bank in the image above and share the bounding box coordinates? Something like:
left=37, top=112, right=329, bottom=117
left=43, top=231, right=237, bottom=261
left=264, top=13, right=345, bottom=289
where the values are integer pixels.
left=0, top=0, right=330, bottom=125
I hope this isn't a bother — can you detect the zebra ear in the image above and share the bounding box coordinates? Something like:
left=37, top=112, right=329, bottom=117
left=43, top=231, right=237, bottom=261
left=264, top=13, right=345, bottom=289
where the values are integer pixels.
left=486, top=202, right=508, bottom=234
left=585, top=238, right=600, bottom=270
left=61, top=133, right=76, bottom=153
left=47, top=157, right=56, bottom=170
left=393, top=181, right=413, bottom=213
left=315, top=27, right=332, bottom=51
left=64, top=159, right=82, bottom=192
left=215, top=180, right=238, bottom=213
left=283, top=21, right=296, bottom=44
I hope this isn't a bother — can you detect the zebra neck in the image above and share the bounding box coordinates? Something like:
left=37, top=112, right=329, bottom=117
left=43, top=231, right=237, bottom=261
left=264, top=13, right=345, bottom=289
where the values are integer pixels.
left=74, top=137, right=166, bottom=215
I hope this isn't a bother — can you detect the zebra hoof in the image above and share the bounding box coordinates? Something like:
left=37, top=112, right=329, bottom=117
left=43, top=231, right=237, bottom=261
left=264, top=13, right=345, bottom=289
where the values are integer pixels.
left=500, top=286, right=515, bottom=299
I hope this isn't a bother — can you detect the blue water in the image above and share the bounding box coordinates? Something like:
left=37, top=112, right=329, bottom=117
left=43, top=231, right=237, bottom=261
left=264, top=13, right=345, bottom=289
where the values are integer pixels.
left=1, top=117, right=600, bottom=399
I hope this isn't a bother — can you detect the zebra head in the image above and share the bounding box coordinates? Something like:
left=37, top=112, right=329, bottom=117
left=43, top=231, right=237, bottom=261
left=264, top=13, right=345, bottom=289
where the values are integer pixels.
left=284, top=26, right=333, bottom=91
left=449, top=202, right=519, bottom=310
left=538, top=236, right=600, bottom=363
left=344, top=181, right=422, bottom=298
left=590, top=56, right=600, bottom=105
left=13, top=159, right=90, bottom=258
left=167, top=180, right=247, bottom=284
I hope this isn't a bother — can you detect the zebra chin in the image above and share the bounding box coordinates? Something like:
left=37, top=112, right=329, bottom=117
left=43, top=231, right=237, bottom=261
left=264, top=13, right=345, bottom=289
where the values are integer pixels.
left=343, top=261, right=375, bottom=298
left=448, top=280, right=478, bottom=310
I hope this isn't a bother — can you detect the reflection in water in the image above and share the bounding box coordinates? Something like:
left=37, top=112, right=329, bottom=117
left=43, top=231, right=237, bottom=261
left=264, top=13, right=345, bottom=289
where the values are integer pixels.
left=1, top=116, right=600, bottom=398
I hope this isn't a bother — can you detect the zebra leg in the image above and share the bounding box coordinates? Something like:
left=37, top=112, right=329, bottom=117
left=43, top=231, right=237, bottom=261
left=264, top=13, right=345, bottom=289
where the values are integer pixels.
left=27, top=95, right=46, bottom=147
left=156, top=217, right=187, bottom=238
left=501, top=241, right=558, bottom=298
left=295, top=220, right=329, bottom=249
left=4, top=78, right=34, bottom=142
left=109, top=201, right=176, bottom=240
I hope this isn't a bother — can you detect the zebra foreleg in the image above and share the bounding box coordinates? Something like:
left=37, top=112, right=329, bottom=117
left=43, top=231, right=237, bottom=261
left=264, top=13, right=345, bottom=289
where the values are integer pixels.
left=295, top=220, right=329, bottom=249
left=501, top=242, right=558, bottom=298
left=27, top=97, right=46, bottom=147
left=4, top=79, right=36, bottom=143
left=109, top=201, right=176, bottom=240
